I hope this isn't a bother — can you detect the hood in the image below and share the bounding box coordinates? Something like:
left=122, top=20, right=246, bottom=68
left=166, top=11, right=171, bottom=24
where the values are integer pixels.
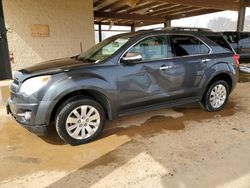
left=20, top=57, right=91, bottom=75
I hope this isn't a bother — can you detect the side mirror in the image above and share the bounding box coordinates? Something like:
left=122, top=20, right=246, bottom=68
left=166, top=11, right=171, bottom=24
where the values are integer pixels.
left=121, top=52, right=142, bottom=64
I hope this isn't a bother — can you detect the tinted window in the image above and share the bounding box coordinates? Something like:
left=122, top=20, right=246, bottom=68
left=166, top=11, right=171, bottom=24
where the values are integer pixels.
left=223, top=33, right=238, bottom=43
left=125, top=36, right=172, bottom=62
left=207, top=36, right=233, bottom=52
left=171, top=35, right=210, bottom=56
left=239, top=33, right=250, bottom=48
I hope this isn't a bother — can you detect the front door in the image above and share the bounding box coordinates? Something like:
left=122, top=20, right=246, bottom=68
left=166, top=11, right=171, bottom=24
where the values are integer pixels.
left=116, top=35, right=178, bottom=111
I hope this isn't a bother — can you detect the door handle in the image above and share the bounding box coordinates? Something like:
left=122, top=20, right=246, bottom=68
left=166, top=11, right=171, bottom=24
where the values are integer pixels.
left=201, top=59, right=211, bottom=63
left=160, top=65, right=171, bottom=71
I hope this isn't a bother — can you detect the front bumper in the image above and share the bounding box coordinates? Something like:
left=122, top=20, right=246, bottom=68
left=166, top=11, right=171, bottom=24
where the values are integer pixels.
left=6, top=98, right=49, bottom=136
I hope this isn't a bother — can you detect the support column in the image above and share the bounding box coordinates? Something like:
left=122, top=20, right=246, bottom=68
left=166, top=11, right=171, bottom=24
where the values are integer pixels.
left=0, top=0, right=12, bottom=80
left=131, top=23, right=135, bottom=32
left=237, top=0, right=246, bottom=31
left=98, top=23, right=102, bottom=42
left=164, top=20, right=171, bottom=28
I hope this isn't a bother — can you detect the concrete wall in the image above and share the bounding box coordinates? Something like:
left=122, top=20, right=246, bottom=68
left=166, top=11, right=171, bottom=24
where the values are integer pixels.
left=3, top=0, right=95, bottom=71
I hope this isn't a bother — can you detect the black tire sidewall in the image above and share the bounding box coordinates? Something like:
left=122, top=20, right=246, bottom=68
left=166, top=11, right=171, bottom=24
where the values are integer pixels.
left=56, top=98, right=106, bottom=145
left=204, top=80, right=229, bottom=112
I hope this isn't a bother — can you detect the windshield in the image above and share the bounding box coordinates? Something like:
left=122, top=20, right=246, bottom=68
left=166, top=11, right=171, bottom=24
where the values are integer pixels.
left=77, top=35, right=132, bottom=63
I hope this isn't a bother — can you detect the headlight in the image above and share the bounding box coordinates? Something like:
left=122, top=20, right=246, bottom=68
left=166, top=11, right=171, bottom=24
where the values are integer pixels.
left=20, top=75, right=51, bottom=95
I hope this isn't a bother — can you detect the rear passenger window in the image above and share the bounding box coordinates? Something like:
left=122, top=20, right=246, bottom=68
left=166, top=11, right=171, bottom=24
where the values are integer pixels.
left=171, top=35, right=210, bottom=56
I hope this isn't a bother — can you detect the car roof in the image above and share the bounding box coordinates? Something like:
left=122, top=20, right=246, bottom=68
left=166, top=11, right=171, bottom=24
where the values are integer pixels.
left=108, top=27, right=223, bottom=42
left=134, top=29, right=222, bottom=38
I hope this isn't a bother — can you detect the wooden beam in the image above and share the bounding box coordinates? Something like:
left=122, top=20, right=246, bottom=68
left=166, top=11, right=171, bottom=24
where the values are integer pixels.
left=98, top=0, right=126, bottom=12
left=94, top=0, right=121, bottom=11
left=144, top=4, right=182, bottom=15
left=150, top=5, right=192, bottom=16
left=155, top=0, right=239, bottom=11
left=95, top=21, right=131, bottom=26
left=94, top=0, right=110, bottom=9
left=243, top=0, right=250, bottom=7
left=170, top=9, right=222, bottom=20
left=125, top=1, right=166, bottom=13
left=115, top=5, right=131, bottom=12
left=94, top=11, right=165, bottom=22
left=168, top=7, right=204, bottom=16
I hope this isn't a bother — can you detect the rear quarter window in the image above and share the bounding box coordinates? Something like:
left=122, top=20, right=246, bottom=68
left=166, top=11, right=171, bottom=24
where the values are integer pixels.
left=171, top=35, right=210, bottom=57
left=207, top=35, right=234, bottom=53
left=223, top=33, right=238, bottom=44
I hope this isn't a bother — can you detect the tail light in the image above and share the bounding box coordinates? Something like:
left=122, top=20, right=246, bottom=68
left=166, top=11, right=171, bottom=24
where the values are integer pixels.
left=233, top=54, right=240, bottom=66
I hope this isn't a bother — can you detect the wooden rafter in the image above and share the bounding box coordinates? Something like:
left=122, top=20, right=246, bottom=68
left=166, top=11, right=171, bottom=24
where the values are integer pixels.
left=94, top=0, right=110, bottom=9
left=155, top=0, right=239, bottom=11
left=170, top=8, right=221, bottom=20
left=93, top=0, right=242, bottom=26
left=144, top=4, right=182, bottom=15
left=125, top=1, right=166, bottom=13
left=94, top=11, right=166, bottom=22
left=153, top=6, right=202, bottom=17
left=168, top=7, right=205, bottom=16
left=98, top=0, right=125, bottom=12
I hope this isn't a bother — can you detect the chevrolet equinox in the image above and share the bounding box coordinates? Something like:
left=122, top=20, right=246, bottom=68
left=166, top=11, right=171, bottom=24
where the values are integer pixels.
left=7, top=28, right=239, bottom=145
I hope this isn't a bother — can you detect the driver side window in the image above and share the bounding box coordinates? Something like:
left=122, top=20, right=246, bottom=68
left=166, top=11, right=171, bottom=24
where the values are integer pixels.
left=125, top=36, right=170, bottom=62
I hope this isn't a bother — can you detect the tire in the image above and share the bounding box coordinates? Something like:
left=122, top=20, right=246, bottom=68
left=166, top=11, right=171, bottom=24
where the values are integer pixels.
left=55, top=98, right=106, bottom=145
left=202, top=80, right=229, bottom=112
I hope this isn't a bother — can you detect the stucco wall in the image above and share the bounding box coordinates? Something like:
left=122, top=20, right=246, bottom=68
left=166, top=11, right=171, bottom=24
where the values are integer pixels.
left=3, top=0, right=95, bottom=71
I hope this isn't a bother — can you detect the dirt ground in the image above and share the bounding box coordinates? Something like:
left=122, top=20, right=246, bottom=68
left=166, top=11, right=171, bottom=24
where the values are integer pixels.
left=1, top=71, right=250, bottom=188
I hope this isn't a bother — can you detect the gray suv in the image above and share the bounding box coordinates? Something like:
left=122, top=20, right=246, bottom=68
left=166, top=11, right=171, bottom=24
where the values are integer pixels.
left=7, top=28, right=239, bottom=145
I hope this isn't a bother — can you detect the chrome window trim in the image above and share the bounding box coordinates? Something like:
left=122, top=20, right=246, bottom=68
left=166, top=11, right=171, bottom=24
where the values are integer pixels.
left=118, top=33, right=212, bottom=64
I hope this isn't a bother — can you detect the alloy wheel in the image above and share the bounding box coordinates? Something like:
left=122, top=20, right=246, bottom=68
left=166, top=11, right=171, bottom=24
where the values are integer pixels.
left=65, top=105, right=100, bottom=140
left=209, top=84, right=227, bottom=109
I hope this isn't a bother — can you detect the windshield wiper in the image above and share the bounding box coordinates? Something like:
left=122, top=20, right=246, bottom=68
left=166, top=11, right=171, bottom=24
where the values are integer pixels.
left=76, top=56, right=96, bottom=62
left=85, top=58, right=96, bottom=62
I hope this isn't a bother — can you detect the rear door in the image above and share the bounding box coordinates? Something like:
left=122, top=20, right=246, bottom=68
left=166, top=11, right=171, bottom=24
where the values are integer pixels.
left=168, top=34, right=211, bottom=98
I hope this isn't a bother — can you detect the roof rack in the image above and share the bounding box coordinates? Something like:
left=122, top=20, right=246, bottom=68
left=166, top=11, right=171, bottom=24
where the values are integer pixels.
left=162, top=27, right=214, bottom=32
left=137, top=27, right=163, bottom=32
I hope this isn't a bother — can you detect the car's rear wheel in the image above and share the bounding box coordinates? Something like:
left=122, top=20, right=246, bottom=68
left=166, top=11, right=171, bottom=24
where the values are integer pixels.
left=202, top=80, right=229, bottom=112
left=55, top=98, right=105, bottom=145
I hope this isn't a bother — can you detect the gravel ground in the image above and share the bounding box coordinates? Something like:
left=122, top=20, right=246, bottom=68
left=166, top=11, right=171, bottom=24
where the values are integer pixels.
left=0, top=80, right=250, bottom=188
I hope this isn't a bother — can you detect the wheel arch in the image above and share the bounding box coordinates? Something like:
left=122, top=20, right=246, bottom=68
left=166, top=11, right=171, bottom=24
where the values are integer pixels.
left=201, top=72, right=233, bottom=102
left=49, top=89, right=112, bottom=125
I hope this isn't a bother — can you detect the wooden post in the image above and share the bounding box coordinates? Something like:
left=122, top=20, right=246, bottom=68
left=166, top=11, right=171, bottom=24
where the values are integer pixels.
left=164, top=20, right=171, bottom=28
left=131, top=23, right=135, bottom=32
left=98, top=23, right=102, bottom=42
left=0, top=0, right=12, bottom=80
left=237, top=0, right=246, bottom=31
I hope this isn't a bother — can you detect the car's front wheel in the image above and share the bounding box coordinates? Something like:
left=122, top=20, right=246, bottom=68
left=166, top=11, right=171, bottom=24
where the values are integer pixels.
left=202, top=80, right=229, bottom=112
left=55, top=98, right=106, bottom=145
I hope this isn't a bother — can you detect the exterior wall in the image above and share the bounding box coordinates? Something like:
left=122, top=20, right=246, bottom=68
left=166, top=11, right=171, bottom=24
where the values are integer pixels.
left=3, top=0, right=95, bottom=71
